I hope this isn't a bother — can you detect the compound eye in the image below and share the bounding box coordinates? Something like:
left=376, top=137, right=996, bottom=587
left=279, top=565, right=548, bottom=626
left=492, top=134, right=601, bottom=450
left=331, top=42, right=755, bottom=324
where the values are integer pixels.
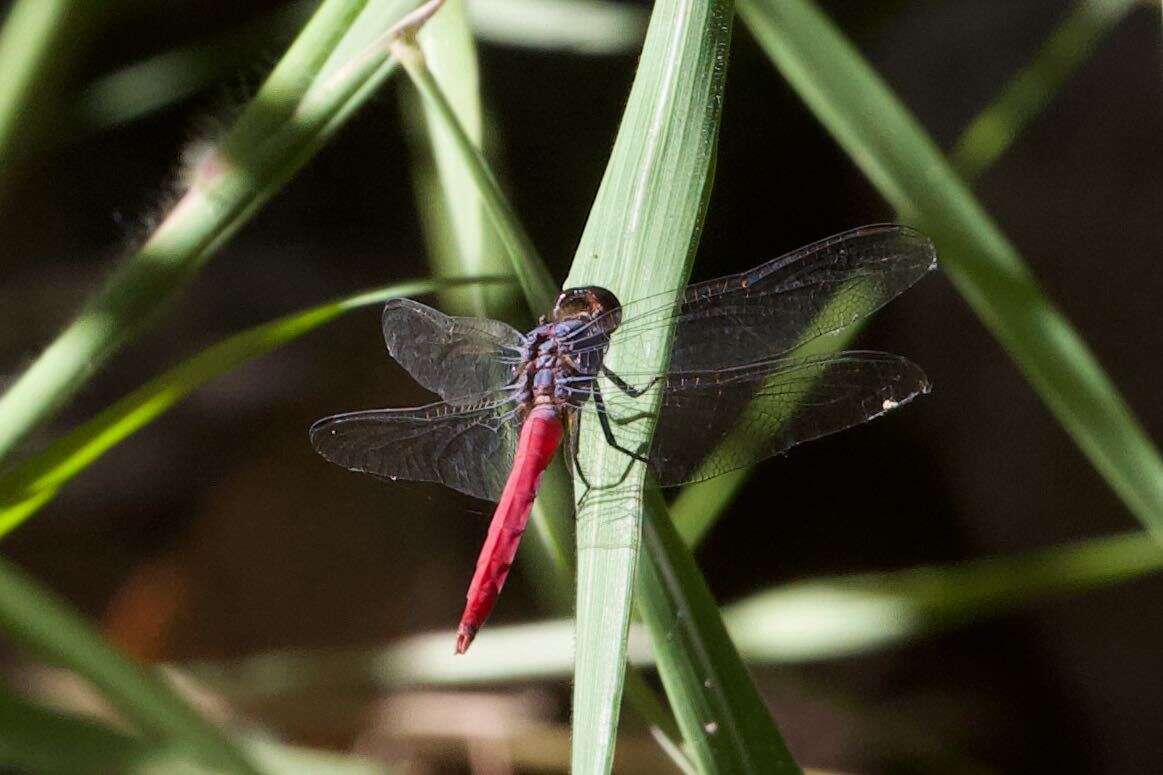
left=551, top=290, right=574, bottom=319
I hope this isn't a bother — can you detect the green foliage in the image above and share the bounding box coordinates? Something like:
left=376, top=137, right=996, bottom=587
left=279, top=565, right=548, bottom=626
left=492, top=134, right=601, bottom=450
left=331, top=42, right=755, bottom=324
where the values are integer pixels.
left=0, top=686, right=171, bottom=774
left=555, top=0, right=796, bottom=769
left=671, top=0, right=1141, bottom=557
left=0, top=0, right=417, bottom=462
left=0, top=278, right=492, bottom=537
left=0, top=0, right=1149, bottom=772
left=0, top=684, right=392, bottom=774
left=395, top=5, right=690, bottom=766
left=0, top=0, right=90, bottom=177
left=950, top=0, right=1138, bottom=179
left=191, top=530, right=1161, bottom=693
left=741, top=0, right=1163, bottom=544
left=637, top=491, right=799, bottom=772
left=0, top=558, right=261, bottom=774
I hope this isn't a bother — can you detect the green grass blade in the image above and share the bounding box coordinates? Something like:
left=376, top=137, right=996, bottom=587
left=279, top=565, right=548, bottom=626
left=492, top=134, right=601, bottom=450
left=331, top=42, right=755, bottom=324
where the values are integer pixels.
left=0, top=277, right=492, bottom=537
left=0, top=0, right=421, bottom=463
left=636, top=490, right=799, bottom=773
left=406, top=0, right=517, bottom=317
left=0, top=0, right=92, bottom=181
left=949, top=0, right=1139, bottom=179
left=195, top=530, right=1160, bottom=694
left=75, top=2, right=316, bottom=133
left=673, top=0, right=1138, bottom=550
left=723, top=529, right=1161, bottom=662
left=560, top=0, right=739, bottom=769
left=394, top=34, right=558, bottom=312
left=396, top=12, right=688, bottom=764
left=671, top=304, right=862, bottom=548
left=0, top=558, right=262, bottom=774
left=671, top=468, right=748, bottom=548
left=741, top=0, right=1163, bottom=541
left=468, top=0, right=647, bottom=54
left=75, top=0, right=644, bottom=137
left=0, top=683, right=393, bottom=774
left=0, top=685, right=171, bottom=774
left=245, top=742, right=392, bottom=775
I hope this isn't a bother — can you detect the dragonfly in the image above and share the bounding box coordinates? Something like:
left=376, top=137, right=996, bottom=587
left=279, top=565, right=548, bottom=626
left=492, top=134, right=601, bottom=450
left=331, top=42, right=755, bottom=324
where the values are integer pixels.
left=311, top=224, right=936, bottom=653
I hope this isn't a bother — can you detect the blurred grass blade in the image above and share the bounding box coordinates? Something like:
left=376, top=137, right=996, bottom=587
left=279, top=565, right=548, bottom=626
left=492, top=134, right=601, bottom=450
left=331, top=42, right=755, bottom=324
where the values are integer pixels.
left=741, top=0, right=1163, bottom=540
left=950, top=0, right=1139, bottom=179
left=0, top=684, right=391, bottom=774
left=76, top=0, right=644, bottom=137
left=0, top=277, right=491, bottom=537
left=0, top=0, right=93, bottom=182
left=407, top=0, right=517, bottom=317
left=637, top=490, right=799, bottom=773
left=194, top=530, right=1161, bottom=695
left=75, top=2, right=316, bottom=133
left=624, top=669, right=698, bottom=775
left=559, top=0, right=742, bottom=769
left=673, top=0, right=1138, bottom=549
left=671, top=296, right=861, bottom=547
left=393, top=28, right=558, bottom=312
left=468, top=0, right=647, bottom=54
left=245, top=740, right=391, bottom=775
left=395, top=12, right=687, bottom=765
left=670, top=468, right=748, bottom=548
left=0, top=685, right=167, bottom=773
left=722, top=529, right=1161, bottom=662
left=0, top=0, right=421, bottom=463
left=0, top=558, right=261, bottom=774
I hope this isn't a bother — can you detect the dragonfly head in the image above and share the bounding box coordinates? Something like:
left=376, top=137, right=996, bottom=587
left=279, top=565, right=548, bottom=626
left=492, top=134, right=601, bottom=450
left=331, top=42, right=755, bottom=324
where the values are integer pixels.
left=552, top=286, right=622, bottom=331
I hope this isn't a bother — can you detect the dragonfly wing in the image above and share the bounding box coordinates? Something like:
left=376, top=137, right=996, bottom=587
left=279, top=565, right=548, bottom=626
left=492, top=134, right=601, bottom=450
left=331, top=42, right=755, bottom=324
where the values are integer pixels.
left=382, top=298, right=526, bottom=400
left=310, top=395, right=523, bottom=501
left=571, top=224, right=935, bottom=371
left=575, top=352, right=928, bottom=487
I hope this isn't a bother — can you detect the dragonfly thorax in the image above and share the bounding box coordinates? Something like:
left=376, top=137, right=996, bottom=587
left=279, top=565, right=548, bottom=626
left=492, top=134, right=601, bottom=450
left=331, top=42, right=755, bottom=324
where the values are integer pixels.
left=516, top=314, right=610, bottom=414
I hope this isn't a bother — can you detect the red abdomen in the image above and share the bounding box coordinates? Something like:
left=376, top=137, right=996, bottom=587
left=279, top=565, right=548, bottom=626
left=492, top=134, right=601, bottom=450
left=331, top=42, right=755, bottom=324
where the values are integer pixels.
left=456, top=404, right=563, bottom=653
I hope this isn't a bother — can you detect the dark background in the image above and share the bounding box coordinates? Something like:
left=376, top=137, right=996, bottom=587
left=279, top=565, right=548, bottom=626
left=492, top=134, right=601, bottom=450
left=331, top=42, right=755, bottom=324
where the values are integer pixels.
left=2, top=1, right=1161, bottom=772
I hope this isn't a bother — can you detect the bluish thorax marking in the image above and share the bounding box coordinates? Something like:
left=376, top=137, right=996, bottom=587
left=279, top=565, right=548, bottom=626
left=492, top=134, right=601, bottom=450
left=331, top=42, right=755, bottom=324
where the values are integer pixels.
left=510, top=286, right=623, bottom=418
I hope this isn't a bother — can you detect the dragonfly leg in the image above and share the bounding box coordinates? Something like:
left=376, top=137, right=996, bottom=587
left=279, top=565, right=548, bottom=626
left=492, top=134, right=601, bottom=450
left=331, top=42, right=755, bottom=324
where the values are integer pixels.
left=568, top=419, right=594, bottom=496
left=592, top=381, right=650, bottom=466
left=611, top=409, right=654, bottom=427
left=602, top=366, right=658, bottom=398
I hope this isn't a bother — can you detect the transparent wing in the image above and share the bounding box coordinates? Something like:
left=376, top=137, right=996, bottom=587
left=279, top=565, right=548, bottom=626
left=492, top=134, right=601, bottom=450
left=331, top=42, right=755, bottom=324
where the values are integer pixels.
left=572, top=351, right=929, bottom=487
left=310, top=393, right=524, bottom=501
left=568, top=224, right=936, bottom=371
left=381, top=298, right=526, bottom=400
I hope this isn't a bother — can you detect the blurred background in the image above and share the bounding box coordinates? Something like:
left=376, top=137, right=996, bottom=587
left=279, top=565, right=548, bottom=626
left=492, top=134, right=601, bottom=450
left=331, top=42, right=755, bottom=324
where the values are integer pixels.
left=1, top=0, right=1161, bottom=772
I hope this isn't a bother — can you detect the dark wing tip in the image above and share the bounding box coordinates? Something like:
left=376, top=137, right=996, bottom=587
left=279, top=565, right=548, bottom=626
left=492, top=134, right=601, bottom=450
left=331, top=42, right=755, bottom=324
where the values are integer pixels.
left=382, top=296, right=421, bottom=310
left=885, top=223, right=938, bottom=272
left=849, top=222, right=938, bottom=271
left=308, top=414, right=351, bottom=465
left=879, top=353, right=932, bottom=411
left=381, top=296, right=427, bottom=327
left=308, top=418, right=331, bottom=453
